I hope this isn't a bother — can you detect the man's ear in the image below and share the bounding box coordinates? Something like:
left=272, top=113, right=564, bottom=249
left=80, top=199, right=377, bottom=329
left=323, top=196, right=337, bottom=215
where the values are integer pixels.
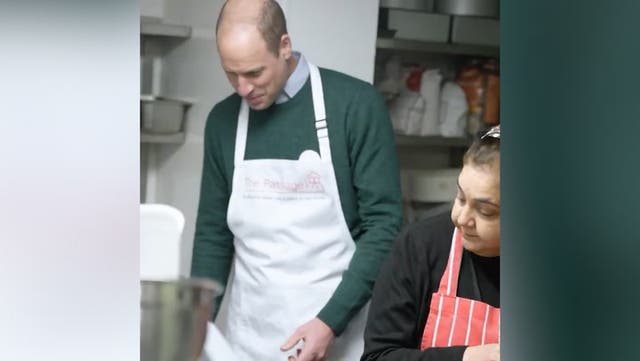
left=279, top=34, right=292, bottom=59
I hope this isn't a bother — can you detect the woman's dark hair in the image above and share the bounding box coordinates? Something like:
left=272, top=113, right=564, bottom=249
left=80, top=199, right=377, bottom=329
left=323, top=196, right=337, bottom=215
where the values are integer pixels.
left=463, top=125, right=500, bottom=167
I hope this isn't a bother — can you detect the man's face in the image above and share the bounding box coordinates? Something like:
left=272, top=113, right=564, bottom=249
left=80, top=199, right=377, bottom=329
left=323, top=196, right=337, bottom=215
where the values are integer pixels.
left=217, top=26, right=291, bottom=110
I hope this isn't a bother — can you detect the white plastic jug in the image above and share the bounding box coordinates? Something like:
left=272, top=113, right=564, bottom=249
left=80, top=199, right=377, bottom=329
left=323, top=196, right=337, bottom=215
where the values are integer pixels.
left=140, top=203, right=185, bottom=280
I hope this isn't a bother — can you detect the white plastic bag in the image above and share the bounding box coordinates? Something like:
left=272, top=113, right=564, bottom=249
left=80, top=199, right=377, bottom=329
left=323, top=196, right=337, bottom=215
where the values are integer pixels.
left=389, top=90, right=423, bottom=135
left=439, top=82, right=468, bottom=137
left=388, top=67, right=425, bottom=135
left=376, top=56, right=403, bottom=101
left=419, top=69, right=442, bottom=136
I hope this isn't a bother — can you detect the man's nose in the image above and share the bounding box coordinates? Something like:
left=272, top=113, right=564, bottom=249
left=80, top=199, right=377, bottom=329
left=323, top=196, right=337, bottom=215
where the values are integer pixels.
left=236, top=76, right=254, bottom=97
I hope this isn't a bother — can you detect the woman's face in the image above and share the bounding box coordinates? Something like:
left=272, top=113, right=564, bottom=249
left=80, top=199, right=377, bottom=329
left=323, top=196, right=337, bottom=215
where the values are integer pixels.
left=451, top=160, right=500, bottom=257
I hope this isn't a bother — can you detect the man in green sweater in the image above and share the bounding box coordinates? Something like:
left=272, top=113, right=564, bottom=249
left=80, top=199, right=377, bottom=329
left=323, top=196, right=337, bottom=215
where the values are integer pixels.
left=191, top=1, right=402, bottom=360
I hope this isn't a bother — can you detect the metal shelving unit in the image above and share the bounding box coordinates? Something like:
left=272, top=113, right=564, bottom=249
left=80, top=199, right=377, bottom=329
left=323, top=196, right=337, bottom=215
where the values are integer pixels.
left=395, top=134, right=470, bottom=147
left=140, top=18, right=192, bottom=146
left=141, top=132, right=186, bottom=144
left=379, top=0, right=435, bottom=12
left=377, top=37, right=499, bottom=57
left=140, top=21, right=192, bottom=38
left=377, top=5, right=498, bottom=154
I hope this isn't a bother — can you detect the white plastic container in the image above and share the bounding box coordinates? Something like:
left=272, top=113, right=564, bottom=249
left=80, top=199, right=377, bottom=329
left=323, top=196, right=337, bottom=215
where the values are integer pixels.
left=451, top=16, right=500, bottom=46
left=387, top=9, right=450, bottom=42
left=404, top=168, right=460, bottom=203
left=439, top=82, right=468, bottom=137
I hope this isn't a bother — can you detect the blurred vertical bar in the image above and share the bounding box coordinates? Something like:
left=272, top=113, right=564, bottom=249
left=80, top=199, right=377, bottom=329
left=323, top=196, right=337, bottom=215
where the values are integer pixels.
left=0, top=1, right=139, bottom=361
left=502, top=1, right=640, bottom=361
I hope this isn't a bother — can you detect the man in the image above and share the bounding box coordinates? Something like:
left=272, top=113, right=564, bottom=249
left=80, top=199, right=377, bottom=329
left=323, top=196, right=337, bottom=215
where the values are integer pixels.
left=191, top=1, right=402, bottom=360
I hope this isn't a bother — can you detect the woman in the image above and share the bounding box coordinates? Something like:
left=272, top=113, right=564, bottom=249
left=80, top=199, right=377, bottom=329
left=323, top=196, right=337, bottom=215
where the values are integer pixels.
left=362, top=125, right=501, bottom=361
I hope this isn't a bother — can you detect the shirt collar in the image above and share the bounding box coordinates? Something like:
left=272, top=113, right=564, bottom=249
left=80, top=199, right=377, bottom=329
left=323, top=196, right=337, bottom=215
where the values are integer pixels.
left=275, top=52, right=309, bottom=104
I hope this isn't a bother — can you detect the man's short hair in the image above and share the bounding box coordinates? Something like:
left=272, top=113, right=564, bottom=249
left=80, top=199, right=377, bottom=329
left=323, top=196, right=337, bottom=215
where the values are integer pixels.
left=216, top=0, right=288, bottom=56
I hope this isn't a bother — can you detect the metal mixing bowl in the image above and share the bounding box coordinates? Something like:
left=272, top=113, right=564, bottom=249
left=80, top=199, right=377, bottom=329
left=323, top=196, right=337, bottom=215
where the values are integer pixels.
left=141, top=278, right=223, bottom=361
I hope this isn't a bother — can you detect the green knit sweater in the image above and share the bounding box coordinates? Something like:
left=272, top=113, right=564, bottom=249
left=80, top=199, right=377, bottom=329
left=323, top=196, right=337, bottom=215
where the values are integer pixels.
left=191, top=68, right=402, bottom=335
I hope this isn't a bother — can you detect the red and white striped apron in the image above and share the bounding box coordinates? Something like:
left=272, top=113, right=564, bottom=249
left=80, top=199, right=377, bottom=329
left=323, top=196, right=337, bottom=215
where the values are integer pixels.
left=420, top=228, right=500, bottom=350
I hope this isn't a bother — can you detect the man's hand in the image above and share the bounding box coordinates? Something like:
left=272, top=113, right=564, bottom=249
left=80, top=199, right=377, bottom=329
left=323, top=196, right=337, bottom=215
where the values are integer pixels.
left=462, top=343, right=500, bottom=361
left=280, top=317, right=335, bottom=361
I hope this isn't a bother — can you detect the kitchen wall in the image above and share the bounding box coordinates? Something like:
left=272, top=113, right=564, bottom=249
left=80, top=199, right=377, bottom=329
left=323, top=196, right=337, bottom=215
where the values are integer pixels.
left=141, top=0, right=165, bottom=18
left=141, top=0, right=380, bottom=275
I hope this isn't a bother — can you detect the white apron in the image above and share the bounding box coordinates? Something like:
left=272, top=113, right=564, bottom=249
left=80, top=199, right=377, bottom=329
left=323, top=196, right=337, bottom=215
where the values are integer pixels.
left=219, top=63, right=368, bottom=361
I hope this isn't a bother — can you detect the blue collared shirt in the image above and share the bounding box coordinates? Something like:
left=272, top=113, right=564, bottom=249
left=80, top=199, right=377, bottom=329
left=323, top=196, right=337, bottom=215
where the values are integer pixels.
left=275, top=52, right=310, bottom=104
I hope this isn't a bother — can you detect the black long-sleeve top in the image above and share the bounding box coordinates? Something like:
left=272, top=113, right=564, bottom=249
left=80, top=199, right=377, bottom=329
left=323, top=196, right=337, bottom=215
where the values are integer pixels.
left=361, top=210, right=500, bottom=361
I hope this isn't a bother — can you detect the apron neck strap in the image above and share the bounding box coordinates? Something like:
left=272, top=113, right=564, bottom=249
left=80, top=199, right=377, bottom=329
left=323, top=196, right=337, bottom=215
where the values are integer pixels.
left=308, top=63, right=331, bottom=161
left=234, top=62, right=331, bottom=167
left=437, top=228, right=464, bottom=296
left=234, top=100, right=250, bottom=167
